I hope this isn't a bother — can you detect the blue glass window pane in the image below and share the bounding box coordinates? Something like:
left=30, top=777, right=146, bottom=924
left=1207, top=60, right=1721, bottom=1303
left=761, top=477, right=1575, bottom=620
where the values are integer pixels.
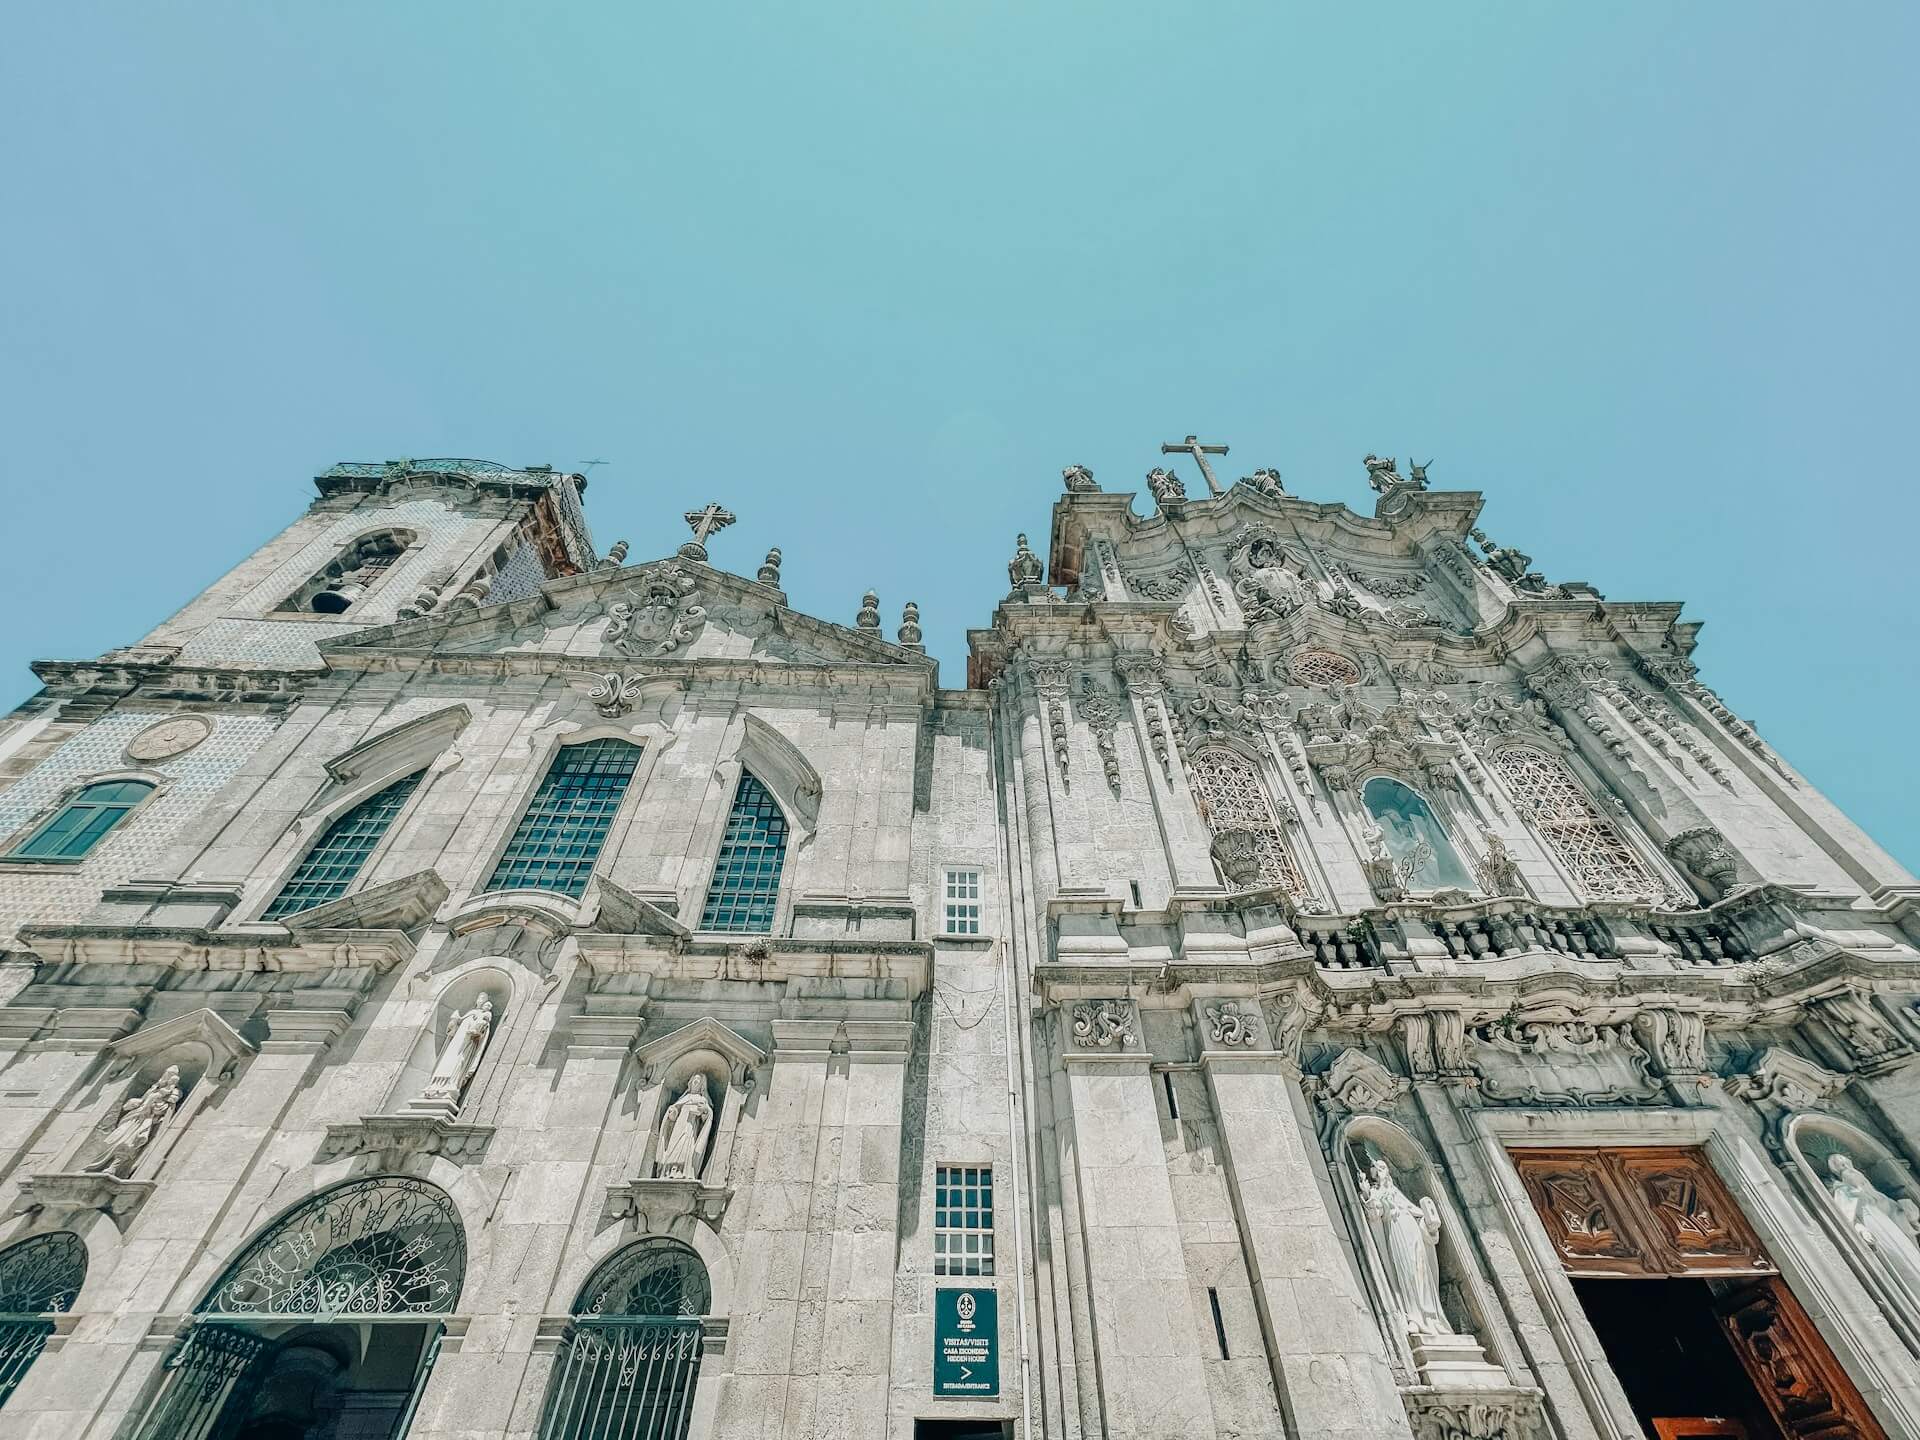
left=698, top=773, right=788, bottom=933
left=11, top=781, right=154, bottom=860
left=263, top=772, right=423, bottom=920
left=484, top=739, right=642, bottom=899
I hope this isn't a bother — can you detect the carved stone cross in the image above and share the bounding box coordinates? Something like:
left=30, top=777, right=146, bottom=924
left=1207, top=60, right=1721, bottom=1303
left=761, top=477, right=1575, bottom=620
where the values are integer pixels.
left=679, top=503, right=736, bottom=562
left=1160, top=434, right=1229, bottom=497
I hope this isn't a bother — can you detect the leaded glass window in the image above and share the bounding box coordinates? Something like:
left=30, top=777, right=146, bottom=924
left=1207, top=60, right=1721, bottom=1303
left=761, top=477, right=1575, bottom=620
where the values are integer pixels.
left=1360, top=777, right=1474, bottom=892
left=486, top=739, right=642, bottom=898
left=1487, top=745, right=1663, bottom=900
left=934, top=1166, right=995, bottom=1276
left=698, top=772, right=788, bottom=932
left=8, top=780, right=152, bottom=860
left=262, top=771, right=421, bottom=920
left=1188, top=747, right=1309, bottom=899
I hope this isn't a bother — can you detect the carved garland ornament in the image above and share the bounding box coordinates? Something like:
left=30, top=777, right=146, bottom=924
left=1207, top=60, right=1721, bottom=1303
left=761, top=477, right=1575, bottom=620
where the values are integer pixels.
left=1071, top=1000, right=1136, bottom=1049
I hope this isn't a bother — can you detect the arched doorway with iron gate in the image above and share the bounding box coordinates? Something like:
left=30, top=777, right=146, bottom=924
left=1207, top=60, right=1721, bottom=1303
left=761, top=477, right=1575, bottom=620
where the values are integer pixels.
left=0, top=1231, right=86, bottom=1412
left=536, top=1239, right=711, bottom=1440
left=129, top=1175, right=466, bottom=1440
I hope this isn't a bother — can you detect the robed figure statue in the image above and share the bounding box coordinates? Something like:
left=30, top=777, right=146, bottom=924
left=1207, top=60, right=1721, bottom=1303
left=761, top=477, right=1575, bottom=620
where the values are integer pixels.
left=655, top=1074, right=716, bottom=1180
left=1827, top=1152, right=1920, bottom=1318
left=85, top=1065, right=183, bottom=1177
left=1358, top=1157, right=1451, bottom=1337
left=421, top=993, right=495, bottom=1108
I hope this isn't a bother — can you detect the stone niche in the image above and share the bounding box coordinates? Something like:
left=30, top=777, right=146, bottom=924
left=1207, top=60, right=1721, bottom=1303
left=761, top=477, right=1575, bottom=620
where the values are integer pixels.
left=605, top=1017, right=767, bottom=1236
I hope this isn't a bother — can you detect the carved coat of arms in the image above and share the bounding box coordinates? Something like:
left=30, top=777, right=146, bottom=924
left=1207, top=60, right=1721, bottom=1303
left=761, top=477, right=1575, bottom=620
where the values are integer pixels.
left=603, top=563, right=706, bottom=658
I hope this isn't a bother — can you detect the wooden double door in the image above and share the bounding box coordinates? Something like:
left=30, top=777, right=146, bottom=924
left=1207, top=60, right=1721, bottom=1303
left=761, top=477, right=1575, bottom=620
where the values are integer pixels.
left=1510, top=1146, right=1886, bottom=1440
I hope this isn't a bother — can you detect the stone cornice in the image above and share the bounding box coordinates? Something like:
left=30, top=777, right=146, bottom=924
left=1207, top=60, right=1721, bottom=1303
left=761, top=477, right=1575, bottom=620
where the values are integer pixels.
left=17, top=924, right=416, bottom=974
left=576, top=934, right=932, bottom=999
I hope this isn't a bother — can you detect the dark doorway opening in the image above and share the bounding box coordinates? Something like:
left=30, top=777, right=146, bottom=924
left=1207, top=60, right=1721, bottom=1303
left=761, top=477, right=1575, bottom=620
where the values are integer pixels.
left=1572, top=1278, right=1784, bottom=1440
left=913, top=1421, right=1011, bottom=1440
left=227, top=1321, right=434, bottom=1440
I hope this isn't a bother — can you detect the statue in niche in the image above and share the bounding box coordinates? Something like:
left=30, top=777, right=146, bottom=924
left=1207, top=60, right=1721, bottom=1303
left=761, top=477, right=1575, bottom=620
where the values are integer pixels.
left=421, top=993, right=494, bottom=1108
left=1358, top=1157, right=1450, bottom=1337
left=1826, top=1153, right=1920, bottom=1316
left=84, top=1065, right=183, bottom=1177
left=655, top=1074, right=716, bottom=1180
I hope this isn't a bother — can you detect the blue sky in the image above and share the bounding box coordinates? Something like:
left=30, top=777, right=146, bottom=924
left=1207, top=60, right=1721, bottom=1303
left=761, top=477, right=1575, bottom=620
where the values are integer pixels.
left=3, top=4, right=1915, bottom=869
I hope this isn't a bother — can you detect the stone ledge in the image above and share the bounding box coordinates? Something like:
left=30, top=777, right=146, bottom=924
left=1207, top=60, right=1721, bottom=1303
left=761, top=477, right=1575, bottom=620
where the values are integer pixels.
left=319, top=1115, right=495, bottom=1165
left=10, top=1171, right=157, bottom=1228
left=603, top=1177, right=732, bottom=1233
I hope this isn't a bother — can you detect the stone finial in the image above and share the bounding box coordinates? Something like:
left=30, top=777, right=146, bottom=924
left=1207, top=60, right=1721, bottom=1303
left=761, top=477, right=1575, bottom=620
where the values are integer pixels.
left=757, top=547, right=783, bottom=587
left=1062, top=464, right=1098, bottom=493
left=856, top=590, right=881, bottom=631
left=598, top=539, right=630, bottom=570
left=898, top=601, right=924, bottom=650
left=678, top=503, right=735, bottom=562
left=1007, top=534, right=1045, bottom=592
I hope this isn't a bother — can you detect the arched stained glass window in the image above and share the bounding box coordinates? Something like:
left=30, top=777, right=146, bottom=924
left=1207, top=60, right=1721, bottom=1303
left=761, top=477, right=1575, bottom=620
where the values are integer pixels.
left=7, top=781, right=152, bottom=860
left=1360, top=777, right=1474, bottom=892
left=537, top=1242, right=710, bottom=1440
left=1188, top=747, right=1310, bottom=900
left=1487, top=746, right=1664, bottom=900
left=263, top=771, right=422, bottom=920
left=698, top=772, right=788, bottom=933
left=486, top=738, right=643, bottom=898
left=0, top=1231, right=85, bottom=1410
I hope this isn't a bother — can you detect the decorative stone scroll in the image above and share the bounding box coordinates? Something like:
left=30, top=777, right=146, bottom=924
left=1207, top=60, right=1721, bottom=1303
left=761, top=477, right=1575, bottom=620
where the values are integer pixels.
left=1204, top=1000, right=1258, bottom=1048
left=1070, top=1000, right=1136, bottom=1050
left=1310, top=1049, right=1410, bottom=1115
left=1470, top=1016, right=1662, bottom=1107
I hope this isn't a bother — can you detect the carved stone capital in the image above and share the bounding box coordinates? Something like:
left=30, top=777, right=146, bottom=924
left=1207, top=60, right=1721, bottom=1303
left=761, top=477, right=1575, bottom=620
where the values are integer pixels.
left=602, top=1178, right=733, bottom=1233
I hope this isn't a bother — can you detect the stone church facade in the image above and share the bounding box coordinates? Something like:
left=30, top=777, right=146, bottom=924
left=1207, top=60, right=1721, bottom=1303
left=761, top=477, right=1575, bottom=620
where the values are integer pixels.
left=0, top=451, right=1914, bottom=1440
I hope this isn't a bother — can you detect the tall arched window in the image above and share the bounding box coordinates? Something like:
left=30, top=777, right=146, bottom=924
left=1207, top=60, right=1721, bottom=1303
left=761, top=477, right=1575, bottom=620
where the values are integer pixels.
left=6, top=780, right=153, bottom=861
left=279, top=529, right=417, bottom=614
left=1486, top=745, right=1663, bottom=900
left=537, top=1241, right=710, bottom=1440
left=1187, top=747, right=1310, bottom=900
left=486, top=739, right=643, bottom=898
left=0, top=1232, right=85, bottom=1410
left=1360, top=777, right=1474, bottom=892
left=129, top=1177, right=466, bottom=1439
left=263, top=771, right=422, bottom=920
left=698, top=772, right=788, bottom=932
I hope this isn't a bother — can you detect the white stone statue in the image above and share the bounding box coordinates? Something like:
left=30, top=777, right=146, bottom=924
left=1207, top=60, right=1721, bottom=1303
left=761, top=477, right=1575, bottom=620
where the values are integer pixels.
left=1359, top=1157, right=1450, bottom=1337
left=420, top=993, right=494, bottom=1107
left=654, top=1074, right=716, bottom=1180
left=84, top=1065, right=182, bottom=1177
left=1826, top=1153, right=1920, bottom=1316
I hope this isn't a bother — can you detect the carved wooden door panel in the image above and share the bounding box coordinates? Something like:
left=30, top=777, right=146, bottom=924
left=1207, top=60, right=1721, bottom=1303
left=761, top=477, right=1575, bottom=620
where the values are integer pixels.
left=1509, top=1146, right=1772, bottom=1277
left=1714, top=1279, right=1886, bottom=1440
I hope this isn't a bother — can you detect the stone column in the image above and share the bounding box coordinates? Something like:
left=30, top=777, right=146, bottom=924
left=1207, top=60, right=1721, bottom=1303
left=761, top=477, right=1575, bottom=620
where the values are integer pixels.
left=1195, top=999, right=1414, bottom=1440
left=1060, top=997, right=1219, bottom=1440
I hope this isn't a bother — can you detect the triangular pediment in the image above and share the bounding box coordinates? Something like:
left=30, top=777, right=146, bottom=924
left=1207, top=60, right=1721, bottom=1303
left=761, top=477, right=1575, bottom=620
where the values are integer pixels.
left=634, top=1016, right=768, bottom=1082
left=315, top=556, right=935, bottom=682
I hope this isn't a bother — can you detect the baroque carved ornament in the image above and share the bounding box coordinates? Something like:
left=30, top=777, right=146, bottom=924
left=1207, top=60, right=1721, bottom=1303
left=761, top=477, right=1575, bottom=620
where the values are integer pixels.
left=604, top=562, right=706, bottom=658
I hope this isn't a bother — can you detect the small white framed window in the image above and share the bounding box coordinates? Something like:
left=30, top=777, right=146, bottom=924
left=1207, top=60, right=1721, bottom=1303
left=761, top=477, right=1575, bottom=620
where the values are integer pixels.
left=942, top=869, right=982, bottom=936
left=934, top=1165, right=994, bottom=1276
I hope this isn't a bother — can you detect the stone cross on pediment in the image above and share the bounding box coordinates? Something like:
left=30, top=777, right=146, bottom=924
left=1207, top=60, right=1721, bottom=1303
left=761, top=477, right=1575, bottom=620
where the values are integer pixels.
left=1161, top=434, right=1230, bottom=497
left=679, top=503, right=736, bottom=562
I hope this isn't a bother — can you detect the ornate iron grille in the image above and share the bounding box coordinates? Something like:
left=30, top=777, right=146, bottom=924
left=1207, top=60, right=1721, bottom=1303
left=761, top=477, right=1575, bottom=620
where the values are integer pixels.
left=486, top=739, right=642, bottom=898
left=206, top=1177, right=465, bottom=1318
left=1188, top=747, right=1310, bottom=898
left=0, top=1233, right=84, bottom=1316
left=1288, top=648, right=1362, bottom=688
left=262, top=771, right=422, bottom=919
left=0, top=1232, right=85, bottom=1413
left=540, top=1243, right=709, bottom=1440
left=127, top=1324, right=269, bottom=1440
left=1487, top=746, right=1664, bottom=900
left=579, top=1243, right=710, bottom=1319
left=698, top=772, right=788, bottom=933
left=535, top=1319, right=703, bottom=1440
